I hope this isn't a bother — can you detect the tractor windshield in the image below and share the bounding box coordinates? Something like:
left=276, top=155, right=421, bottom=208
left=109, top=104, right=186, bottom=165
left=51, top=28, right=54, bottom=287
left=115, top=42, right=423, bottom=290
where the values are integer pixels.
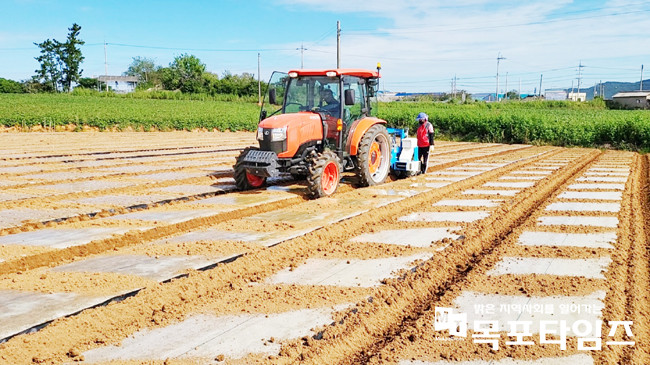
left=260, top=71, right=288, bottom=121
left=285, top=76, right=341, bottom=118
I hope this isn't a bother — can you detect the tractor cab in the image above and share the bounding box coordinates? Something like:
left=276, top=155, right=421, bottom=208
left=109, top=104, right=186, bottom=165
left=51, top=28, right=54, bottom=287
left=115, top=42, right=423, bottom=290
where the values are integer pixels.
left=235, top=68, right=390, bottom=198
left=260, top=70, right=380, bottom=152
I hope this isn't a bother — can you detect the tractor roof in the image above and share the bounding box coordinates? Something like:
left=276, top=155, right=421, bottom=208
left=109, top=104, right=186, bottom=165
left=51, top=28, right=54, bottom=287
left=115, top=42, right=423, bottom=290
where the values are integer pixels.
left=288, top=68, right=380, bottom=79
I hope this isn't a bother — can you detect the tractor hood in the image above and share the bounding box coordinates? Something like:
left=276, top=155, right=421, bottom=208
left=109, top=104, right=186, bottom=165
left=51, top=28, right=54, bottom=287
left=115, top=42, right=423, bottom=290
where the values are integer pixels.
left=258, top=112, right=324, bottom=158
left=259, top=112, right=322, bottom=129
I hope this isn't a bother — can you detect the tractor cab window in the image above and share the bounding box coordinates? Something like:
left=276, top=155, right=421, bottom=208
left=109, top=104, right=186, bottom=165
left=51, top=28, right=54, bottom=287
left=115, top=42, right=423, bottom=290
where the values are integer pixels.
left=284, top=78, right=309, bottom=114
left=317, top=85, right=340, bottom=118
left=260, top=71, right=287, bottom=121
left=342, top=76, right=367, bottom=123
left=284, top=76, right=340, bottom=119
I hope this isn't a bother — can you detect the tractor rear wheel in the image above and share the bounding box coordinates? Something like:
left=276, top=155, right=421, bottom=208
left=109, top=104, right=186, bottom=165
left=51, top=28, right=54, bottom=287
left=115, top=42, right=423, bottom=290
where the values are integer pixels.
left=306, top=150, right=341, bottom=199
left=234, top=147, right=267, bottom=190
left=356, top=124, right=391, bottom=187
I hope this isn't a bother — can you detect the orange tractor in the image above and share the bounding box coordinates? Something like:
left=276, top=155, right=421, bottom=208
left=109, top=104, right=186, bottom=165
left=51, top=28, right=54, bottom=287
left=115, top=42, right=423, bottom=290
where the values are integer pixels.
left=234, top=68, right=393, bottom=198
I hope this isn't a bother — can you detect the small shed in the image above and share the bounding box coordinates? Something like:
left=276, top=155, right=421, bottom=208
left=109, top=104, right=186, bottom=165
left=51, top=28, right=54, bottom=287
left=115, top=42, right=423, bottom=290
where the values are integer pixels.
left=96, top=75, right=139, bottom=93
left=612, top=91, right=650, bottom=109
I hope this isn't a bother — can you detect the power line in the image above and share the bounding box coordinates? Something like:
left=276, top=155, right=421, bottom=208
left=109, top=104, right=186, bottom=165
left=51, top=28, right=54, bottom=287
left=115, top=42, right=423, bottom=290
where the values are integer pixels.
left=588, top=65, right=640, bottom=71
left=105, top=43, right=295, bottom=52
left=305, top=28, right=337, bottom=48
left=307, top=47, right=493, bottom=63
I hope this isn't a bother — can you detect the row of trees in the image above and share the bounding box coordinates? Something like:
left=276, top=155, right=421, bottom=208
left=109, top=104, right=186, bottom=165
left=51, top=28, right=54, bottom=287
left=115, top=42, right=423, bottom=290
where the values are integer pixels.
left=124, top=55, right=260, bottom=97
left=1, top=23, right=260, bottom=97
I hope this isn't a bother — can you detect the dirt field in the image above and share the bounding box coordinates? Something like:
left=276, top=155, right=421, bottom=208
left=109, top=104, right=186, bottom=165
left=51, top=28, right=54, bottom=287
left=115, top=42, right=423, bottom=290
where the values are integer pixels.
left=0, top=132, right=647, bottom=365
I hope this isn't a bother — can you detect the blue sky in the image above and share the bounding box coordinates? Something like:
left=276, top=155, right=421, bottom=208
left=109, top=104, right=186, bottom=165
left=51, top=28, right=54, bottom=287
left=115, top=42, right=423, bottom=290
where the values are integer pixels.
left=1, top=0, right=649, bottom=93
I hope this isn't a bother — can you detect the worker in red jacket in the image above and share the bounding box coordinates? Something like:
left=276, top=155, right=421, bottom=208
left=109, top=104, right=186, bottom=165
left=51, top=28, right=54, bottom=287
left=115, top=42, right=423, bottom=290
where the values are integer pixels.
left=416, top=112, right=434, bottom=174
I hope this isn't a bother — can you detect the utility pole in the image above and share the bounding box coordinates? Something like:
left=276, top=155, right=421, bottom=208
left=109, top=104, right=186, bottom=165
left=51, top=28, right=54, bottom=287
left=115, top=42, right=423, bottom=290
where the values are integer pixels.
left=495, top=53, right=505, bottom=102
left=577, top=61, right=584, bottom=97
left=505, top=72, right=508, bottom=100
left=451, top=74, right=457, bottom=98
left=519, top=78, right=521, bottom=100
left=336, top=21, right=341, bottom=69
left=641, top=64, right=644, bottom=91
left=104, top=41, right=108, bottom=92
left=297, top=43, right=307, bottom=69
left=257, top=53, right=262, bottom=105
left=538, top=74, right=543, bottom=98
left=600, top=80, right=604, bottom=98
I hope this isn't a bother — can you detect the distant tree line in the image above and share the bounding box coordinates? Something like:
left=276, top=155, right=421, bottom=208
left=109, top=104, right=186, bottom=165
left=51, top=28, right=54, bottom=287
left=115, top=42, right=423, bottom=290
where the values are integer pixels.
left=0, top=78, right=25, bottom=93
left=401, top=91, right=473, bottom=103
left=2, top=24, right=262, bottom=98
left=124, top=54, right=262, bottom=97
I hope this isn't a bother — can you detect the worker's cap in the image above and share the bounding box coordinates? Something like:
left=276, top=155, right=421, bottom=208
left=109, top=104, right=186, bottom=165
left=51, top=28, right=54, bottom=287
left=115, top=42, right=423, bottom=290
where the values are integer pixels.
left=416, top=112, right=428, bottom=121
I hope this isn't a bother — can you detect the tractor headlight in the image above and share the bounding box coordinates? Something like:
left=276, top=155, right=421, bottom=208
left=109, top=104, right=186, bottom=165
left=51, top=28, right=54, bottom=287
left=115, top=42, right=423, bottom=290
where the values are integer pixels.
left=257, top=127, right=264, bottom=140
left=270, top=127, right=287, bottom=142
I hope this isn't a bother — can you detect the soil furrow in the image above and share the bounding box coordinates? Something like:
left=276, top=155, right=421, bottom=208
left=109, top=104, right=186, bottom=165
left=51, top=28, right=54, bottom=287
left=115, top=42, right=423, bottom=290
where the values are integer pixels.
left=0, top=146, right=557, bottom=363
left=281, top=149, right=600, bottom=364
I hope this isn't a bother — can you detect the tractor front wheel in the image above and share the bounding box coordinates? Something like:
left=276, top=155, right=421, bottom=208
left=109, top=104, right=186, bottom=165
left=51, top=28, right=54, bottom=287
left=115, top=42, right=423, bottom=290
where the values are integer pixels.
left=356, top=124, right=391, bottom=187
left=306, top=150, right=341, bottom=199
left=234, top=147, right=267, bottom=190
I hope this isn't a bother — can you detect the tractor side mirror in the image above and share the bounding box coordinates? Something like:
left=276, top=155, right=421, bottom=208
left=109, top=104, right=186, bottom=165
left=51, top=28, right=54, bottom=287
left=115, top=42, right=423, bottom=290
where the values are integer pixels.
left=260, top=109, right=267, bottom=121
left=344, top=89, right=355, bottom=106
left=269, top=88, right=277, bottom=105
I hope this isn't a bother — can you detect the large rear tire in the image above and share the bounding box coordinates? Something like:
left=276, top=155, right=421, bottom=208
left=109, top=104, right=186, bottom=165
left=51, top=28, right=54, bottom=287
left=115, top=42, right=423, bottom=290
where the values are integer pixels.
left=234, top=147, right=267, bottom=190
left=306, top=150, right=341, bottom=199
left=355, top=124, right=391, bottom=187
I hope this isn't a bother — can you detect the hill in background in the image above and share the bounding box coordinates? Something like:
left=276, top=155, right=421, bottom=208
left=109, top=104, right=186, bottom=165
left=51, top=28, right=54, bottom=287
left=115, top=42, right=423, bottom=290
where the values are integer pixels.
left=569, top=79, right=650, bottom=100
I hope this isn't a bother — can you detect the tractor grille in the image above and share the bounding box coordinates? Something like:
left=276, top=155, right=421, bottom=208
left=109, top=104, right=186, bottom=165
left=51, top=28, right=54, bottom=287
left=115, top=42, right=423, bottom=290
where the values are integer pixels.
left=243, top=150, right=277, bottom=165
left=259, top=129, right=287, bottom=154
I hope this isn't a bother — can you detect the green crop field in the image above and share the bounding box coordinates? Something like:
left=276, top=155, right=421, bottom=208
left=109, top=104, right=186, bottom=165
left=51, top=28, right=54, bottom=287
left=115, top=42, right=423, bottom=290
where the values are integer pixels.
left=0, top=93, right=260, bottom=131
left=378, top=100, right=650, bottom=151
left=2, top=93, right=649, bottom=151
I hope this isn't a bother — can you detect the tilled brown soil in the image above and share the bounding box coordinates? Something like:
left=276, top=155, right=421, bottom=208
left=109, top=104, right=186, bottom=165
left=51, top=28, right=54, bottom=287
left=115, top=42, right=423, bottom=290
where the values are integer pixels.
left=0, top=133, right=646, bottom=365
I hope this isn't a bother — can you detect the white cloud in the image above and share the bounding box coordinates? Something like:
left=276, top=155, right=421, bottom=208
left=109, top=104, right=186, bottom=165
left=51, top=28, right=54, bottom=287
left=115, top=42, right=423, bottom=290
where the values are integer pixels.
left=274, top=0, right=650, bottom=92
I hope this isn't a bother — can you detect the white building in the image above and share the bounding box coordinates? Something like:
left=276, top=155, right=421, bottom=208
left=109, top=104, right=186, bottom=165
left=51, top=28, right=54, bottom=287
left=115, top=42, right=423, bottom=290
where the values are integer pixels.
left=96, top=76, right=138, bottom=93
left=545, top=89, right=567, bottom=101
left=568, top=92, right=587, bottom=102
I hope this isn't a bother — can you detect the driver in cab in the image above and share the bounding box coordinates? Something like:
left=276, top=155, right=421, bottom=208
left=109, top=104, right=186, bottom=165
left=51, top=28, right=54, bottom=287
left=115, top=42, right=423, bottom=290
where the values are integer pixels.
left=318, top=89, right=340, bottom=118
